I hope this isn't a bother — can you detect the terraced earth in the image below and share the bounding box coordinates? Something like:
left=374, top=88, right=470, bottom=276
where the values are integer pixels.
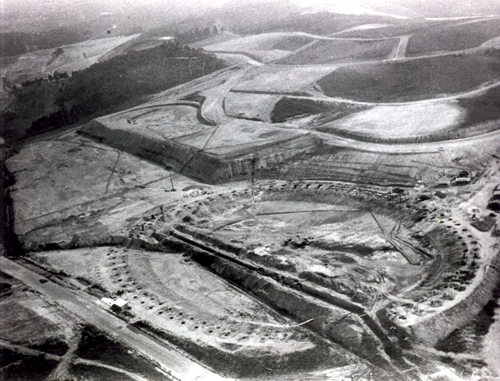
left=2, top=13, right=500, bottom=381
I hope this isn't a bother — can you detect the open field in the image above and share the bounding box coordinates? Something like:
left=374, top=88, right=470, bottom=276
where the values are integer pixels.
left=459, top=84, right=500, bottom=127
left=0, top=286, right=75, bottom=353
left=83, top=110, right=315, bottom=160
left=232, top=64, right=336, bottom=93
left=204, top=32, right=316, bottom=52
left=7, top=135, right=171, bottom=232
left=172, top=120, right=313, bottom=154
left=316, top=53, right=500, bottom=102
left=6, top=132, right=207, bottom=249
left=3, top=34, right=141, bottom=84
left=276, top=38, right=399, bottom=65
left=407, top=17, right=500, bottom=56
left=203, top=32, right=318, bottom=62
left=331, top=23, right=396, bottom=37
left=316, top=102, right=465, bottom=140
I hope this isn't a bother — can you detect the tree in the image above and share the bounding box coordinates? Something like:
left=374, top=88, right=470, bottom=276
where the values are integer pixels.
left=52, top=47, right=64, bottom=59
left=202, top=27, right=211, bottom=38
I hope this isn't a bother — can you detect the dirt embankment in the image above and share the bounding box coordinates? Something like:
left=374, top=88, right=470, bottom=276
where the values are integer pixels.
left=189, top=248, right=395, bottom=368
left=81, top=120, right=225, bottom=183
left=410, top=247, right=500, bottom=345
left=161, top=227, right=411, bottom=373
left=260, top=150, right=419, bottom=187
left=81, top=119, right=316, bottom=184
left=1, top=159, right=23, bottom=257
left=131, top=319, right=339, bottom=379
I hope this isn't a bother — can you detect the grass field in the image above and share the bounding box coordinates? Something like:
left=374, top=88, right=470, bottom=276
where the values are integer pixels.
left=316, top=102, right=465, bottom=139
left=459, top=84, right=500, bottom=127
left=0, top=296, right=75, bottom=350
left=316, top=53, right=500, bottom=102
left=406, top=18, right=500, bottom=56
left=241, top=12, right=405, bottom=36
left=331, top=23, right=396, bottom=37
left=276, top=38, right=399, bottom=65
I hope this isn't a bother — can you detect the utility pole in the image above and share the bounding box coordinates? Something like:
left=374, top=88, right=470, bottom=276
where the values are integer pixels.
left=251, top=157, right=256, bottom=186
left=250, top=157, right=256, bottom=203
left=167, top=167, right=175, bottom=191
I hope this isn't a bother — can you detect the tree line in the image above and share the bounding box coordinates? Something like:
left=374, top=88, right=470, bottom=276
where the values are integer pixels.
left=24, top=42, right=227, bottom=137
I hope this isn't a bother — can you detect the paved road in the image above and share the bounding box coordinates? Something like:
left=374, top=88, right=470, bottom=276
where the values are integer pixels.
left=0, top=256, right=228, bottom=381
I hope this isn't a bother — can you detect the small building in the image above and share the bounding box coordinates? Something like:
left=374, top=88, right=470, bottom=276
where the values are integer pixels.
left=491, top=185, right=500, bottom=201
left=487, top=199, right=500, bottom=212
left=451, top=171, right=471, bottom=186
left=102, top=297, right=128, bottom=313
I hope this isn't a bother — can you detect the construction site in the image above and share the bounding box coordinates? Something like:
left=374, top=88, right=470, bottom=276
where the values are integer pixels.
left=1, top=9, right=500, bottom=381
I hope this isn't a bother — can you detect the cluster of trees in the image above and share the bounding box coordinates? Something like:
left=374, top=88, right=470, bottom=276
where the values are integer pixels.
left=25, top=42, right=227, bottom=137
left=176, top=24, right=223, bottom=44
left=10, top=80, right=60, bottom=121
left=18, top=72, right=69, bottom=88
left=27, top=109, right=71, bottom=136
left=0, top=28, right=89, bottom=57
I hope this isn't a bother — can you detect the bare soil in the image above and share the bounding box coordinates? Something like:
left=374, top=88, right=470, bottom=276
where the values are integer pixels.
left=276, top=38, right=399, bottom=65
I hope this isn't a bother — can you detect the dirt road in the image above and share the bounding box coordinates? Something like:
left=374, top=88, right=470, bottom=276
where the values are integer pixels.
left=0, top=256, right=229, bottom=381
left=394, top=35, right=410, bottom=59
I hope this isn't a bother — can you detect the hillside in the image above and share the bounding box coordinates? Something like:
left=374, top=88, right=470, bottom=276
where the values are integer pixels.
left=0, top=41, right=227, bottom=142
left=407, top=17, right=500, bottom=56
left=276, top=37, right=400, bottom=65
left=316, top=52, right=500, bottom=102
